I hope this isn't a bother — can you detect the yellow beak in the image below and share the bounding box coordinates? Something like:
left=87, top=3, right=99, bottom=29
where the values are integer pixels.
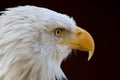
left=60, top=27, right=95, bottom=61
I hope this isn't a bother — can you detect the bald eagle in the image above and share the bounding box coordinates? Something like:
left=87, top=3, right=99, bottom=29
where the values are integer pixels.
left=0, top=6, right=95, bottom=80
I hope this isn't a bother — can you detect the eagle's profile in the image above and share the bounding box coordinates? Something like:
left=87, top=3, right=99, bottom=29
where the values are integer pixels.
left=0, top=6, right=95, bottom=80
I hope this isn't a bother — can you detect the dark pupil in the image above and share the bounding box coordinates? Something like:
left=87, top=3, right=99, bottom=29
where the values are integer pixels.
left=57, top=30, right=60, bottom=34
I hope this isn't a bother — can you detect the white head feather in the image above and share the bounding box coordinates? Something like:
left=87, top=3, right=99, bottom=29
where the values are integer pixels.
left=0, top=6, right=76, bottom=80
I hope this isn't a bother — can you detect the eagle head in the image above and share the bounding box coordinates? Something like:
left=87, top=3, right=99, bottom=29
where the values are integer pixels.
left=0, top=6, right=95, bottom=80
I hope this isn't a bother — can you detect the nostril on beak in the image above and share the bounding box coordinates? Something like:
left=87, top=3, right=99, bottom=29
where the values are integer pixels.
left=78, top=32, right=82, bottom=35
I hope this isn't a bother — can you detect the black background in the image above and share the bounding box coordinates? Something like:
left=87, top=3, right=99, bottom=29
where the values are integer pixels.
left=0, top=0, right=116, bottom=80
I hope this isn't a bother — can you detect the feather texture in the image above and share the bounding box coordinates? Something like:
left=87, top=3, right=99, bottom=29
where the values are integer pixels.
left=0, top=6, right=76, bottom=80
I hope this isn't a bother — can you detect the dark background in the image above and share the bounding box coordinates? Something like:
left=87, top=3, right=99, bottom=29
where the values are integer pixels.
left=0, top=0, right=116, bottom=80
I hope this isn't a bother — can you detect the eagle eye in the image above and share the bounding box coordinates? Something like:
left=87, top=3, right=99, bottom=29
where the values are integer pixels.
left=54, top=28, right=63, bottom=37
